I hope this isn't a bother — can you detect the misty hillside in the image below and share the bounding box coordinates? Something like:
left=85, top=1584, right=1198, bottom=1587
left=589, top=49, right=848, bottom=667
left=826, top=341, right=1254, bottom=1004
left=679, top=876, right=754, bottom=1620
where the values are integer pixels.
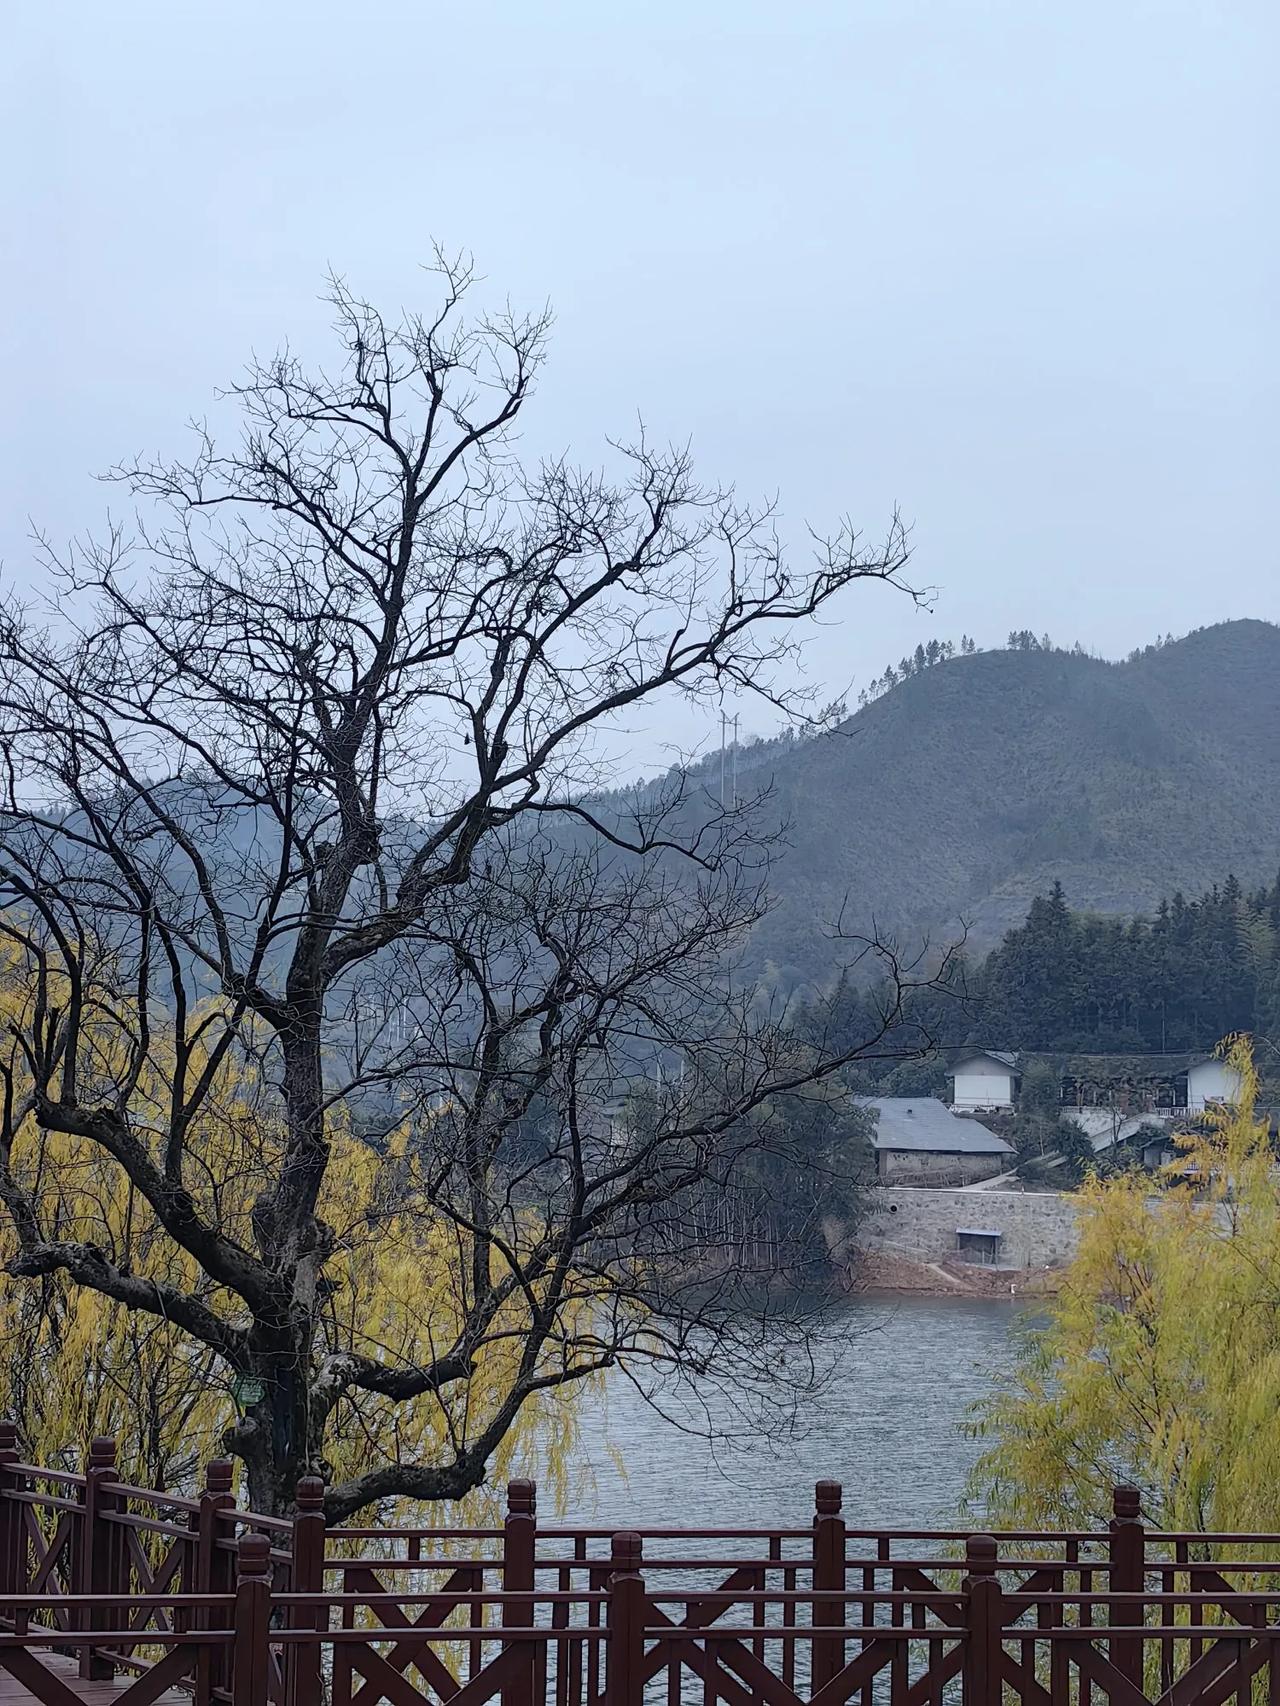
left=713, top=619, right=1280, bottom=989
left=36, top=621, right=1277, bottom=1014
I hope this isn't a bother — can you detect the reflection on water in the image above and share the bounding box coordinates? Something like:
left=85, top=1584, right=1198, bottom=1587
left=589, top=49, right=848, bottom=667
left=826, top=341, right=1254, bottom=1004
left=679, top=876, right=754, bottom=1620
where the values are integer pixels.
left=560, top=1295, right=1020, bottom=1529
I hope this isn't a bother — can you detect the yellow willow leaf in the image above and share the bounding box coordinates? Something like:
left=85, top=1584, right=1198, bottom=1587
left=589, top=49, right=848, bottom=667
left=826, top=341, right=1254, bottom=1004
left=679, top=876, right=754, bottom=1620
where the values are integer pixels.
left=0, top=951, right=597, bottom=1512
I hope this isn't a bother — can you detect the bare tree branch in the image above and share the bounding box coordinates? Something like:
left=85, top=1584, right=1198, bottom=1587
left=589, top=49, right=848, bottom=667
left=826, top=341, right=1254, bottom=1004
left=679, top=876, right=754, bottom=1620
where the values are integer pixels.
left=0, top=261, right=927, bottom=1513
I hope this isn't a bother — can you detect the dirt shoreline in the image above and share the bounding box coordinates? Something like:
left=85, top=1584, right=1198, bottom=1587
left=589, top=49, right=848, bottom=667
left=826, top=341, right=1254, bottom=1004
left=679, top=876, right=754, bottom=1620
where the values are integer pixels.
left=850, top=1248, right=1066, bottom=1297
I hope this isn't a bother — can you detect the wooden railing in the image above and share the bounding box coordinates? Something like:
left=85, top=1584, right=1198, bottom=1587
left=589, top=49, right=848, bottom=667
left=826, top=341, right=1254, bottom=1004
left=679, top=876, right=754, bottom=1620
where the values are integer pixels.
left=2, top=1424, right=1280, bottom=1705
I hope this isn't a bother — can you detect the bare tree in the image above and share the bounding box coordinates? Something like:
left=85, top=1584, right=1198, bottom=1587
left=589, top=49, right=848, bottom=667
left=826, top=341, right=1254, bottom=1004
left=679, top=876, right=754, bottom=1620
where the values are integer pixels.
left=0, top=259, right=921, bottom=1515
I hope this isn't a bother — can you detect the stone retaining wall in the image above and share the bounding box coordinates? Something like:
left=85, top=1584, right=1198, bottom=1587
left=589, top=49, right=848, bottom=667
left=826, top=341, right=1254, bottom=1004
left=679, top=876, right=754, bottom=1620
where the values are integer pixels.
left=857, top=1186, right=1083, bottom=1270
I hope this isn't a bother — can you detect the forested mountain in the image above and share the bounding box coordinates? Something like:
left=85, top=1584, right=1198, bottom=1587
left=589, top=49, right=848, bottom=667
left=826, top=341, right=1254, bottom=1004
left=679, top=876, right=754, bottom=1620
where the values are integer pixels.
left=688, top=619, right=1280, bottom=991
left=48, top=619, right=1279, bottom=1029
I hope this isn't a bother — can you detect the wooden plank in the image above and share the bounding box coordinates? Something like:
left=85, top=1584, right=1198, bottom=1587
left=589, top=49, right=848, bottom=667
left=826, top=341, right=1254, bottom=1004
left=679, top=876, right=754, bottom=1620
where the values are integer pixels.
left=0, top=1650, right=190, bottom=1706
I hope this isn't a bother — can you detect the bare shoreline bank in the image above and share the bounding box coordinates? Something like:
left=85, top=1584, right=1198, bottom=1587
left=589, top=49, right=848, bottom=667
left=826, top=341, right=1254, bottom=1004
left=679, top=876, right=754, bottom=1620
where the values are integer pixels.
left=850, top=1248, right=1065, bottom=1298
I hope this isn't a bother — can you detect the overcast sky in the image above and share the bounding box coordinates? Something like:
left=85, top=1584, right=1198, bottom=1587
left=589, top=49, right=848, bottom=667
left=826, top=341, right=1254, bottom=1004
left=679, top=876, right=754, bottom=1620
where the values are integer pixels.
left=3, top=0, right=1275, bottom=776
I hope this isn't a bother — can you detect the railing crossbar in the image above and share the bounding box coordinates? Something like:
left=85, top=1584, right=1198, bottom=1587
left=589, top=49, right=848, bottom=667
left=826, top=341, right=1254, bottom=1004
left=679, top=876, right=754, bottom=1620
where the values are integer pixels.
left=3, top=1430, right=1280, bottom=1706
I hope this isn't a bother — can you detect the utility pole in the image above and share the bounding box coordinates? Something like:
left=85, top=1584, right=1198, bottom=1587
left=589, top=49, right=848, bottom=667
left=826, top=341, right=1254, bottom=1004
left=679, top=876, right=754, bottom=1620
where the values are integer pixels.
left=719, top=710, right=739, bottom=807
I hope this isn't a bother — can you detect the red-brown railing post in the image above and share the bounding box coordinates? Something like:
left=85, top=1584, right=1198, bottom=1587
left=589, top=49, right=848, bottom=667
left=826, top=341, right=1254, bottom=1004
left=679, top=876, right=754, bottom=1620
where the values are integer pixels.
left=233, top=1533, right=272, bottom=1706
left=1109, top=1484, right=1145, bottom=1690
left=963, top=1534, right=1003, bottom=1706
left=78, top=1435, right=124, bottom=1682
left=606, top=1531, right=644, bottom=1706
left=0, top=1420, right=22, bottom=1601
left=195, top=1459, right=237, bottom=1706
left=812, top=1479, right=846, bottom=1692
left=287, top=1476, right=326, bottom=1706
left=502, top=1479, right=537, bottom=1706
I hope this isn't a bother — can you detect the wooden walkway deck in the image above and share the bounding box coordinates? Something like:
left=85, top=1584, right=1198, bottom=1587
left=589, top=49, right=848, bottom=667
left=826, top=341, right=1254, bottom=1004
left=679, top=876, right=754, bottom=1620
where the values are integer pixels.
left=0, top=1654, right=189, bottom=1706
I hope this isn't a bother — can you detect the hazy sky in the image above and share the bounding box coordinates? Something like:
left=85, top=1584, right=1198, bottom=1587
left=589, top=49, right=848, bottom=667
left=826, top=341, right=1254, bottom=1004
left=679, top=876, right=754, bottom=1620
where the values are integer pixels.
left=4, top=1, right=1276, bottom=776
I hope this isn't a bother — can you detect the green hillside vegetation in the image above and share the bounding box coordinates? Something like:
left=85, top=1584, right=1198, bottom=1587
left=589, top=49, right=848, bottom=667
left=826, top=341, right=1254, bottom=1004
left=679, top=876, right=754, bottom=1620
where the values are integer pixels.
left=680, top=619, right=1280, bottom=992
left=978, top=874, right=1280, bottom=1053
left=812, top=867, right=1280, bottom=1079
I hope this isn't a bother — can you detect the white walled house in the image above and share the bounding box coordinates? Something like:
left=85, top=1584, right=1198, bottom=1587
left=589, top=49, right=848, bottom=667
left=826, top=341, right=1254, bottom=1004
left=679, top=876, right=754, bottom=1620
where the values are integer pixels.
left=949, top=1050, right=1020, bottom=1111
left=1185, top=1056, right=1246, bottom=1112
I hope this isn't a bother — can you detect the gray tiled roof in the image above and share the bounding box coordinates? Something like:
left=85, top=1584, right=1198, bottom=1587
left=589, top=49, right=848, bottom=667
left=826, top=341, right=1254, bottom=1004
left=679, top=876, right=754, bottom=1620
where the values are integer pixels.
left=857, top=1097, right=1016, bottom=1156
left=951, top=1049, right=1018, bottom=1070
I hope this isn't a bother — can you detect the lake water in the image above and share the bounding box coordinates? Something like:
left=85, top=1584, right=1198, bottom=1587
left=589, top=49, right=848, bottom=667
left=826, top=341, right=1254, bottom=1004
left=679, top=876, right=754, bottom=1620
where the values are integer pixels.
left=560, top=1295, right=1021, bottom=1531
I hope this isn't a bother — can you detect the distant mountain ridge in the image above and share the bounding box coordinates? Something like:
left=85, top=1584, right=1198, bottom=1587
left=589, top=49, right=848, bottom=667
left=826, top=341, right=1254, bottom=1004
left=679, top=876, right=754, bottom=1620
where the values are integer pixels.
left=36, top=620, right=1277, bottom=1010
left=700, top=619, right=1280, bottom=990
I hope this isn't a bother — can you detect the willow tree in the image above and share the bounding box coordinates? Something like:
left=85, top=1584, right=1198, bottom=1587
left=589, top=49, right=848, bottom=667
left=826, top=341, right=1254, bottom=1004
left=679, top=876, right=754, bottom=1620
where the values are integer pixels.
left=0, top=258, right=922, bottom=1516
left=0, top=1005, right=576, bottom=1514
left=967, top=1036, right=1280, bottom=1532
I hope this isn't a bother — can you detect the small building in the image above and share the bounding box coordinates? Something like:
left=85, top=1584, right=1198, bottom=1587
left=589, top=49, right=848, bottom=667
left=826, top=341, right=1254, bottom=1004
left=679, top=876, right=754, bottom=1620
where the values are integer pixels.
left=1186, top=1055, right=1246, bottom=1113
left=859, top=1096, right=1016, bottom=1185
left=949, top=1050, right=1020, bottom=1112
left=1140, top=1130, right=1178, bottom=1170
left=1059, top=1052, right=1249, bottom=1119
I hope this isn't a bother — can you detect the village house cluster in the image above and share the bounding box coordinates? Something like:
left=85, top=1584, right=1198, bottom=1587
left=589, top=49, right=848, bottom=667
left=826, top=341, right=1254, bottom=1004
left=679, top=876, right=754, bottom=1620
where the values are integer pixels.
left=856, top=1047, right=1254, bottom=1275
left=860, top=1048, right=1248, bottom=1190
left=948, top=1048, right=1245, bottom=1118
